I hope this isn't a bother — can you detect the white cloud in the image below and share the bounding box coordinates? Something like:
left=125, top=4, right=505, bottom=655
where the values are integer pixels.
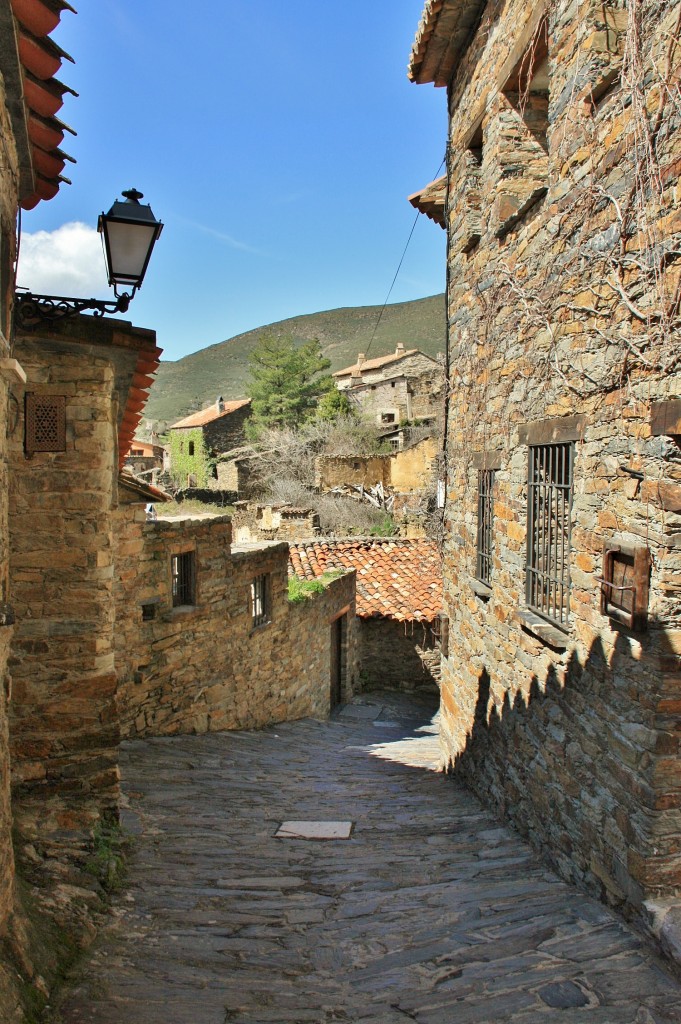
left=17, top=222, right=110, bottom=297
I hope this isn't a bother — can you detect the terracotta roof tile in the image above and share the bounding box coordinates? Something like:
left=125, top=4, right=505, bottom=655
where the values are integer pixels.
left=333, top=349, right=421, bottom=379
left=169, top=399, right=251, bottom=429
left=288, top=538, right=442, bottom=622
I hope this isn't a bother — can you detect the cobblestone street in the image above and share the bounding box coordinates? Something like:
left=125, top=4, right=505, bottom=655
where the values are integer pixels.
left=55, top=692, right=681, bottom=1024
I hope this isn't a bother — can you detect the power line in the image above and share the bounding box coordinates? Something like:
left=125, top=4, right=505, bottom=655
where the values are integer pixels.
left=363, top=157, right=445, bottom=361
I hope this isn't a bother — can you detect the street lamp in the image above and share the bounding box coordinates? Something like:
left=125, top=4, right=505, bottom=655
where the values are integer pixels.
left=15, top=188, right=163, bottom=327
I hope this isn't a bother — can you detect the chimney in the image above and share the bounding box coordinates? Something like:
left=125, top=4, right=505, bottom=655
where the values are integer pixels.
left=216, top=395, right=224, bottom=413
left=357, top=352, right=365, bottom=367
left=395, top=342, right=405, bottom=355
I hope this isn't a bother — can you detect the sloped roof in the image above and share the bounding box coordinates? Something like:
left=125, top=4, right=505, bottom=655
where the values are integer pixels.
left=169, top=399, right=251, bottom=430
left=408, top=0, right=486, bottom=87
left=409, top=176, right=447, bottom=228
left=334, top=349, right=433, bottom=379
left=118, top=471, right=170, bottom=503
left=288, top=538, right=442, bottom=622
left=2, top=0, right=78, bottom=209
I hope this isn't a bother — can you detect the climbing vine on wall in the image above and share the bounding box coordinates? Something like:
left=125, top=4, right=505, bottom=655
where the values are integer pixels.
left=166, top=428, right=213, bottom=488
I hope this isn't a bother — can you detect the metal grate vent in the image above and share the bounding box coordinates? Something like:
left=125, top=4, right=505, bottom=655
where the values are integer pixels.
left=25, top=394, right=66, bottom=456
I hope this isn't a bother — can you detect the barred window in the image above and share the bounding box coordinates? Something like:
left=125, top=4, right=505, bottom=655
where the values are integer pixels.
left=251, top=574, right=270, bottom=627
left=526, top=443, right=574, bottom=628
left=476, top=470, right=495, bottom=585
left=171, top=551, right=195, bottom=607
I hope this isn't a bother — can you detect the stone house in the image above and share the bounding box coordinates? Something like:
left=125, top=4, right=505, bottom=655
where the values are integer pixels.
left=124, top=437, right=165, bottom=480
left=166, top=397, right=251, bottom=488
left=289, top=538, right=442, bottom=692
left=231, top=501, right=321, bottom=543
left=316, top=436, right=438, bottom=495
left=333, top=345, right=441, bottom=427
left=409, top=0, right=681, bottom=939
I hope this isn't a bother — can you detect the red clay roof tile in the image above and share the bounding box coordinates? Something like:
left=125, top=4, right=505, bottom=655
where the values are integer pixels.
left=287, top=538, right=442, bottom=622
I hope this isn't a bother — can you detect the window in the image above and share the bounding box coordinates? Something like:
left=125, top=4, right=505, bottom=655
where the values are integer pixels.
left=381, top=412, right=396, bottom=424
left=251, top=573, right=270, bottom=627
left=188, top=440, right=195, bottom=456
left=476, top=469, right=495, bottom=585
left=171, top=551, right=195, bottom=607
left=526, top=443, right=574, bottom=629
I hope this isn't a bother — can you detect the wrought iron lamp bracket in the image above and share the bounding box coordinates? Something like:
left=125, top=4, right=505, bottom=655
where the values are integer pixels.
left=14, top=290, right=133, bottom=329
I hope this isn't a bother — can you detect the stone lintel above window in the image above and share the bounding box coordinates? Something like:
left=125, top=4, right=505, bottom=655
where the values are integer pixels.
left=519, top=414, right=587, bottom=446
left=471, top=450, right=503, bottom=471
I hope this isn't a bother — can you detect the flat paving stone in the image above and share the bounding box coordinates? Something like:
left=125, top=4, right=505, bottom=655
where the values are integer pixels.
left=53, top=691, right=681, bottom=1024
left=275, top=821, right=354, bottom=840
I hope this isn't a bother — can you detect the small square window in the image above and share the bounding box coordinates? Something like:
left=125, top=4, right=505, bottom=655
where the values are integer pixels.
left=141, top=603, right=157, bottom=622
left=171, top=551, right=195, bottom=607
left=251, top=573, right=270, bottom=627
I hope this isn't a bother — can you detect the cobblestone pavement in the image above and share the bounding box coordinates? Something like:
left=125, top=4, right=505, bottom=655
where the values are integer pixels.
left=55, top=692, right=681, bottom=1024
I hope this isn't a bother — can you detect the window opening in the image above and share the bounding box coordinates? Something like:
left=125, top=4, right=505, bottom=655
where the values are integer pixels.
left=526, top=443, right=574, bottom=629
left=251, top=573, right=270, bottom=627
left=188, top=440, right=195, bottom=457
left=476, top=469, right=495, bottom=585
left=142, top=603, right=156, bottom=622
left=171, top=551, right=195, bottom=607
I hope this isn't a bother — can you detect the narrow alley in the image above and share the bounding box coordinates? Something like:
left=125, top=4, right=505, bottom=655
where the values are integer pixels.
left=55, top=693, right=681, bottom=1024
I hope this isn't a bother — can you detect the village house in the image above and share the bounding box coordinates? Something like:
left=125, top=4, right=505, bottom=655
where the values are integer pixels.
left=409, top=0, right=681, bottom=949
left=289, top=538, right=442, bottom=692
left=333, top=344, right=441, bottom=429
left=166, top=396, right=251, bottom=488
left=124, top=436, right=165, bottom=481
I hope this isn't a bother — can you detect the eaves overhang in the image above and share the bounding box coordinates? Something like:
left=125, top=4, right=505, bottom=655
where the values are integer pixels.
left=1, top=0, right=77, bottom=210
left=408, top=0, right=487, bottom=87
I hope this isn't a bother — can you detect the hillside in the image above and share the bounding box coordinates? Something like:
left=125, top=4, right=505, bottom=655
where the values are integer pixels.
left=145, top=294, right=445, bottom=426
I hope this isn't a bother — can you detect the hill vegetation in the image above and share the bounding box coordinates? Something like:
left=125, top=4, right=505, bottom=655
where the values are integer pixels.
left=144, top=294, right=445, bottom=426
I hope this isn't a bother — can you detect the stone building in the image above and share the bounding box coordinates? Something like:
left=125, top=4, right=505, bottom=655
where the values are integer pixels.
left=333, top=345, right=441, bottom=427
left=166, top=397, right=251, bottom=488
left=231, top=501, right=321, bottom=543
left=289, top=538, right=442, bottom=692
left=409, top=0, right=681, bottom=937
left=0, top=0, right=80, bottom=1009
left=124, top=437, right=165, bottom=480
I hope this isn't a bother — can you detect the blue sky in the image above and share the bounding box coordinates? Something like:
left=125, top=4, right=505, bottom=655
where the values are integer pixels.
left=17, top=1, right=447, bottom=361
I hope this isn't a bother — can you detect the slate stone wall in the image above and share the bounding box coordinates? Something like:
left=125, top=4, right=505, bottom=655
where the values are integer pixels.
left=114, top=515, right=357, bottom=737
left=434, top=0, right=681, bottom=913
left=358, top=617, right=440, bottom=694
left=0, top=71, right=18, bottom=936
left=8, top=337, right=121, bottom=841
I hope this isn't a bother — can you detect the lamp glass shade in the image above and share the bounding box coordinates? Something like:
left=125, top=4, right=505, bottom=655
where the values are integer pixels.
left=98, top=190, right=163, bottom=292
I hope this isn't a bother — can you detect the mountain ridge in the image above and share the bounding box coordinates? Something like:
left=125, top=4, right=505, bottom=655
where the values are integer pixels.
left=145, top=293, right=446, bottom=425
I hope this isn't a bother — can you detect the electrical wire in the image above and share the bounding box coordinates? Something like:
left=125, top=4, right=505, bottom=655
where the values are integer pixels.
left=362, top=157, right=446, bottom=362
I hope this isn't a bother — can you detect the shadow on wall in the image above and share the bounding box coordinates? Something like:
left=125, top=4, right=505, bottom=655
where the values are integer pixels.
left=358, top=617, right=440, bottom=694
left=450, top=621, right=680, bottom=911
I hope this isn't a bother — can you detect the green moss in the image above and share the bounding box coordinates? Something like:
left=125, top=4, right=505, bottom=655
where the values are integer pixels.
left=288, top=570, right=344, bottom=603
left=84, top=814, right=131, bottom=894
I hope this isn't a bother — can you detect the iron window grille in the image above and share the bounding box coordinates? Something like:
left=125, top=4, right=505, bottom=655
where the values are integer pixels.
left=526, top=442, right=574, bottom=629
left=476, top=469, right=495, bottom=585
left=251, top=574, right=270, bottom=627
left=171, top=551, right=195, bottom=607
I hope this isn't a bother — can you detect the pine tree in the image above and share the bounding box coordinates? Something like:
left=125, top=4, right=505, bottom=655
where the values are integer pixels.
left=246, top=333, right=334, bottom=434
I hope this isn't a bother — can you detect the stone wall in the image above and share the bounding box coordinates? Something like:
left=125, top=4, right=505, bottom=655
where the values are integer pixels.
left=231, top=502, right=320, bottom=543
left=358, top=618, right=440, bottom=695
left=0, top=67, right=18, bottom=941
left=347, top=377, right=411, bottom=424
left=429, top=0, right=681, bottom=915
left=114, top=514, right=357, bottom=738
left=391, top=437, right=437, bottom=493
left=204, top=403, right=251, bottom=453
left=8, top=334, right=121, bottom=842
left=316, top=455, right=391, bottom=492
